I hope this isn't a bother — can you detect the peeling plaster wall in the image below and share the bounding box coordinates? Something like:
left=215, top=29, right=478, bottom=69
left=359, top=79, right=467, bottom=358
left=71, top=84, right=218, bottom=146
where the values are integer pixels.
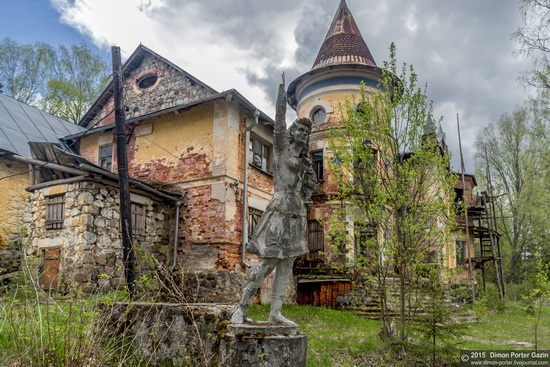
left=77, top=51, right=276, bottom=300
left=0, top=157, right=28, bottom=275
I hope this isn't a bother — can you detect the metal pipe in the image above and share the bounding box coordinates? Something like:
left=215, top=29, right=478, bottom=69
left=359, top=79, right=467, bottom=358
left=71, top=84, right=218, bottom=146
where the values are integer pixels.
left=171, top=201, right=181, bottom=270
left=241, top=110, right=260, bottom=267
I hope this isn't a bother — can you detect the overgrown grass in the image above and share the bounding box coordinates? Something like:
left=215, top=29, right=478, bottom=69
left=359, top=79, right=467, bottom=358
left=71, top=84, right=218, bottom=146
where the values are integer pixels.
left=0, top=285, right=137, bottom=367
left=461, top=302, right=550, bottom=350
left=249, top=304, right=386, bottom=367
left=249, top=302, right=550, bottom=367
left=2, top=287, right=548, bottom=367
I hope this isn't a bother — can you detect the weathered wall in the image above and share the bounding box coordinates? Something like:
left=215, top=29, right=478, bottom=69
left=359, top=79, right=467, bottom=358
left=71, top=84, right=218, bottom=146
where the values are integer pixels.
left=26, top=180, right=175, bottom=292
left=101, top=302, right=232, bottom=367
left=87, top=52, right=215, bottom=129
left=78, top=101, right=275, bottom=301
left=0, top=157, right=29, bottom=276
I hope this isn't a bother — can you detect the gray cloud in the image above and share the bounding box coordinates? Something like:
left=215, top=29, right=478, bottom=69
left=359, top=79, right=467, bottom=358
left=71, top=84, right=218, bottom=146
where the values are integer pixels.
left=50, top=0, right=533, bottom=172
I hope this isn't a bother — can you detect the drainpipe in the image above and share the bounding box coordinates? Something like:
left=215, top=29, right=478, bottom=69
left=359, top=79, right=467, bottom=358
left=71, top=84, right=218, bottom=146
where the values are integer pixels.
left=171, top=201, right=181, bottom=270
left=241, top=110, right=260, bottom=268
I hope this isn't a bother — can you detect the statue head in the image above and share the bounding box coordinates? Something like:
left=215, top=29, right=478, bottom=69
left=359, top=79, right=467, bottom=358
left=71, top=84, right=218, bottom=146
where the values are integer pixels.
left=288, top=118, right=312, bottom=157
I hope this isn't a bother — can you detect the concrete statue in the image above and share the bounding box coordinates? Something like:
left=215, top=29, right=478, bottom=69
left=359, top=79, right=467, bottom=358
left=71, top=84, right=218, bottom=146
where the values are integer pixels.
left=231, top=77, right=317, bottom=326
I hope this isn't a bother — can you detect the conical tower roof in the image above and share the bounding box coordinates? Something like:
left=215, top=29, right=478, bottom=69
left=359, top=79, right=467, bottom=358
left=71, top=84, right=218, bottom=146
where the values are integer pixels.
left=312, top=0, right=376, bottom=70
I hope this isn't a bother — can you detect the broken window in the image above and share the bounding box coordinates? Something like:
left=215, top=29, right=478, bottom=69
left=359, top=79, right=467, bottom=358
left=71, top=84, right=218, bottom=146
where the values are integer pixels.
left=307, top=220, right=324, bottom=257
left=456, top=240, right=465, bottom=263
left=248, top=207, right=263, bottom=240
left=312, top=150, right=324, bottom=181
left=249, top=136, right=272, bottom=173
left=45, top=195, right=64, bottom=230
left=131, top=203, right=146, bottom=237
left=99, top=144, right=113, bottom=171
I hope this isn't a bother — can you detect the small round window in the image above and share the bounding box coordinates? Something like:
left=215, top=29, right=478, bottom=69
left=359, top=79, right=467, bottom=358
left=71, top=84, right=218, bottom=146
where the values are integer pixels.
left=137, top=74, right=159, bottom=90
left=312, top=107, right=326, bottom=125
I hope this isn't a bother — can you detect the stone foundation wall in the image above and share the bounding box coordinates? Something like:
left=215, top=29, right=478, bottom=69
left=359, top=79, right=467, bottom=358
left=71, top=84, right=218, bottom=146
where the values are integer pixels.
left=100, top=302, right=232, bottom=367
left=26, top=180, right=175, bottom=293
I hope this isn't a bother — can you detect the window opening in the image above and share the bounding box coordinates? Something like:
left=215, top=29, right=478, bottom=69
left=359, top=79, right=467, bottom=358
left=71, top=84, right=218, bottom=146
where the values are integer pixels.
left=456, top=240, right=465, bottom=263
left=137, top=74, right=158, bottom=90
left=312, top=107, right=326, bottom=125
left=307, top=220, right=324, bottom=258
left=248, top=208, right=263, bottom=240
left=312, top=151, right=324, bottom=181
left=99, top=144, right=113, bottom=171
left=131, top=203, right=146, bottom=237
left=249, top=136, right=272, bottom=173
left=46, top=195, right=65, bottom=230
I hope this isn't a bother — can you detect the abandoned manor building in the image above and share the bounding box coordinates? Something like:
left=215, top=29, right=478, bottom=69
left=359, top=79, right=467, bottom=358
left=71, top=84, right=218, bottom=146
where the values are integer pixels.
left=0, top=0, right=500, bottom=306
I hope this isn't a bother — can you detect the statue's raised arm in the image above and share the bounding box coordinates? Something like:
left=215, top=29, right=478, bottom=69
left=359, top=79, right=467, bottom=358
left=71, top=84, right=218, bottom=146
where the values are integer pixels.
left=273, top=77, right=287, bottom=154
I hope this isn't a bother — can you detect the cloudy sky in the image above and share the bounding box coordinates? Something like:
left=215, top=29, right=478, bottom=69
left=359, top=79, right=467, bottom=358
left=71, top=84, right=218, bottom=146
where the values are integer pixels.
left=1, top=0, right=535, bottom=172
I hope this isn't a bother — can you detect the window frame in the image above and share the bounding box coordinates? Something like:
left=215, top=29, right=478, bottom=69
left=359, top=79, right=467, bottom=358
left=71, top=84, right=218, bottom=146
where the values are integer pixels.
left=311, top=107, right=327, bottom=125
left=307, top=219, right=324, bottom=258
left=249, top=135, right=273, bottom=174
left=99, top=144, right=113, bottom=171
left=248, top=207, right=263, bottom=240
left=312, top=150, right=324, bottom=181
left=45, top=195, right=65, bottom=230
left=131, top=202, right=146, bottom=237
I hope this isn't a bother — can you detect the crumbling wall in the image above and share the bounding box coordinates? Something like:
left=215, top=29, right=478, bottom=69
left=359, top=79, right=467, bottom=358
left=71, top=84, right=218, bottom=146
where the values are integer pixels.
left=0, top=157, right=28, bottom=278
left=26, top=180, right=175, bottom=293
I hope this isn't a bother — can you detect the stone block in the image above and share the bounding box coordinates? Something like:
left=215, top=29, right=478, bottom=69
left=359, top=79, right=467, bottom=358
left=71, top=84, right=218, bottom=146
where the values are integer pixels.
left=220, top=323, right=307, bottom=367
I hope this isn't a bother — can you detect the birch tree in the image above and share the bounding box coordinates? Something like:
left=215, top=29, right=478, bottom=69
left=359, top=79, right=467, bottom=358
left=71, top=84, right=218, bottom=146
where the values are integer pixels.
left=328, top=43, right=456, bottom=341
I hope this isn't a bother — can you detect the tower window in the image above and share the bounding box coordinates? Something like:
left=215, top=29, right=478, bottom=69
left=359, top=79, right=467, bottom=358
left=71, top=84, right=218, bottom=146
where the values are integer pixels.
left=311, top=107, right=327, bottom=125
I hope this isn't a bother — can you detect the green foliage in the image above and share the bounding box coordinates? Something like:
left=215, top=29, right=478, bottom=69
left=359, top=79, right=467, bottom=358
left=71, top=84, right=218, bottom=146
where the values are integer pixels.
left=475, top=103, right=548, bottom=283
left=327, top=42, right=457, bottom=341
left=408, top=267, right=467, bottom=366
left=42, top=44, right=110, bottom=123
left=0, top=37, right=109, bottom=123
left=0, top=37, right=53, bottom=104
left=521, top=253, right=550, bottom=350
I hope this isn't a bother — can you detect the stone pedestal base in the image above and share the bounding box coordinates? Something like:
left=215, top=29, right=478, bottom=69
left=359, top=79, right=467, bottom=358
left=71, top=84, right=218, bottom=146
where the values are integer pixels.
left=219, top=323, right=307, bottom=367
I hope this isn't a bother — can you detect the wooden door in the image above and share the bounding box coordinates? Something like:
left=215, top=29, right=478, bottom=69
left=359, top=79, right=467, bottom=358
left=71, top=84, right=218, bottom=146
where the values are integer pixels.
left=41, top=247, right=60, bottom=290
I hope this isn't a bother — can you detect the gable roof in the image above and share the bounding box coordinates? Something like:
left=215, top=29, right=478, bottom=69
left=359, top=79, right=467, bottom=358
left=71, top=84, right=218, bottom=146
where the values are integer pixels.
left=63, top=88, right=275, bottom=140
left=0, top=94, right=85, bottom=157
left=79, top=44, right=218, bottom=128
left=312, top=0, right=377, bottom=70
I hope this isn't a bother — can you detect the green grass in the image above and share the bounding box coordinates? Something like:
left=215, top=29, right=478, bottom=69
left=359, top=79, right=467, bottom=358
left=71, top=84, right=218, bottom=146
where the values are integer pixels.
left=461, top=303, right=550, bottom=350
left=2, top=290, right=548, bottom=367
left=249, top=304, right=386, bottom=367
left=249, top=303, right=550, bottom=367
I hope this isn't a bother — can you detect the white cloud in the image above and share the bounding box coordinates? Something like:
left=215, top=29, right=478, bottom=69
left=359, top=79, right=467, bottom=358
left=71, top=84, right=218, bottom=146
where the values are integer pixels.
left=50, top=0, right=534, bottom=173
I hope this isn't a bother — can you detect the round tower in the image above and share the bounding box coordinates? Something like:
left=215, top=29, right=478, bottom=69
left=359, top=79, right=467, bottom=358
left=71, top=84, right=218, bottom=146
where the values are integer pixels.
left=288, top=0, right=385, bottom=282
left=288, top=0, right=384, bottom=129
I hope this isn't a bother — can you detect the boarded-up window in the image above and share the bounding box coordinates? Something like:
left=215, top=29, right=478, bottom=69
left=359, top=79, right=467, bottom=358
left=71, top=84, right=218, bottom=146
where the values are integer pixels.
left=307, top=220, right=324, bottom=258
left=248, top=208, right=263, bottom=240
left=99, top=144, right=113, bottom=171
left=45, top=195, right=64, bottom=230
left=131, top=203, right=146, bottom=237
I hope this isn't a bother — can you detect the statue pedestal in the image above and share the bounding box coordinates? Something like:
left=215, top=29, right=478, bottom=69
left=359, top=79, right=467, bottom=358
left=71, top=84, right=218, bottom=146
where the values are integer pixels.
left=219, top=322, right=307, bottom=367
